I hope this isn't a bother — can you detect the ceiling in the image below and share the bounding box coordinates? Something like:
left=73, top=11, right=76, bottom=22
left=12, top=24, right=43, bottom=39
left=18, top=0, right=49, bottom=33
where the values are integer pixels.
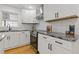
left=5, top=4, right=42, bottom=10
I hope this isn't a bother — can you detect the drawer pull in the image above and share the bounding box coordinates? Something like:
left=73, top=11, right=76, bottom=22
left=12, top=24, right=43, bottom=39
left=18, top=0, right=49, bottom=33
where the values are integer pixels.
left=48, top=43, right=50, bottom=49
left=43, top=37, right=47, bottom=39
left=50, top=44, right=52, bottom=51
left=55, top=41, right=63, bottom=44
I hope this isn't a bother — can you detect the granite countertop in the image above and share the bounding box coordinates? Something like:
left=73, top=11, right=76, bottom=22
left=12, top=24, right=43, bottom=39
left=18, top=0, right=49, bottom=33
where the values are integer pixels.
left=9, top=30, right=32, bottom=32
left=0, top=27, right=32, bottom=32
left=0, top=30, right=32, bottom=32
left=37, top=30, right=79, bottom=42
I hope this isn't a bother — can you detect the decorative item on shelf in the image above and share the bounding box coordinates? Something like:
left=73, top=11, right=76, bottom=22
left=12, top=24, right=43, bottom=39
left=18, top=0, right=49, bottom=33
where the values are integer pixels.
left=47, top=23, right=52, bottom=33
left=65, top=25, right=75, bottom=38
left=69, top=25, right=75, bottom=38
left=65, top=31, right=70, bottom=38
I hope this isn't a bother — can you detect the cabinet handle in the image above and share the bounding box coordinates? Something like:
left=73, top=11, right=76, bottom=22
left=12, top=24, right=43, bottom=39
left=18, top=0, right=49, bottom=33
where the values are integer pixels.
left=7, top=36, right=10, bottom=40
left=26, top=34, right=27, bottom=37
left=48, top=43, right=50, bottom=49
left=9, top=36, right=10, bottom=40
left=7, top=36, right=9, bottom=40
left=43, top=37, right=47, bottom=39
left=55, top=41, right=63, bottom=44
left=48, top=43, right=52, bottom=51
left=50, top=44, right=52, bottom=51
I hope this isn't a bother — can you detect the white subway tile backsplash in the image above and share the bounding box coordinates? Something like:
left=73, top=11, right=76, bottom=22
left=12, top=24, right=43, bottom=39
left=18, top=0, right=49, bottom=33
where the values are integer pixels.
left=37, top=18, right=78, bottom=34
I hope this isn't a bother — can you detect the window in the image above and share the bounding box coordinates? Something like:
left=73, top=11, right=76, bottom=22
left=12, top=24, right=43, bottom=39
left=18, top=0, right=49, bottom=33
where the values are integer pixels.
left=9, top=14, right=18, bottom=21
left=6, top=21, right=18, bottom=27
left=2, top=11, right=18, bottom=27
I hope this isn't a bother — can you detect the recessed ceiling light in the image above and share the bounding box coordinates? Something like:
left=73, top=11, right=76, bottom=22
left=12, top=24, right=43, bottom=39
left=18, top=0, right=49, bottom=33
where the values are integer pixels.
left=28, top=6, right=34, bottom=9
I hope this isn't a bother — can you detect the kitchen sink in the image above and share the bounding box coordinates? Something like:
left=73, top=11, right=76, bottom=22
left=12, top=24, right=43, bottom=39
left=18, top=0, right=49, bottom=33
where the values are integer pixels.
left=0, top=27, right=9, bottom=31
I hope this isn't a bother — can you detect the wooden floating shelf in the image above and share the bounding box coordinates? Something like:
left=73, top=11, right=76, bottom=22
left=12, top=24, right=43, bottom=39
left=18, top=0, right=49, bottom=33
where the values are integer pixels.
left=46, top=15, right=79, bottom=22
left=22, top=22, right=39, bottom=24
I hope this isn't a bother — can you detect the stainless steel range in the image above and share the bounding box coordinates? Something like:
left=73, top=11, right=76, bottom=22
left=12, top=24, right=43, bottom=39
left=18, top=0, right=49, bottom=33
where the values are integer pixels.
left=30, top=31, right=38, bottom=50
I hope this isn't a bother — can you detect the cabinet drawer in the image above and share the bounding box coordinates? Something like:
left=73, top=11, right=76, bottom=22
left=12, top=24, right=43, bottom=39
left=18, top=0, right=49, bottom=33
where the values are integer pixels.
left=53, top=37, right=73, bottom=51
left=53, top=44, right=71, bottom=54
left=38, top=34, right=52, bottom=41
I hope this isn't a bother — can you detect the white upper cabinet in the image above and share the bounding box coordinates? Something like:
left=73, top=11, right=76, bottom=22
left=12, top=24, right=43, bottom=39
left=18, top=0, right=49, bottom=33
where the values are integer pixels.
left=59, top=5, right=76, bottom=18
left=44, top=4, right=77, bottom=21
left=21, top=9, right=38, bottom=23
left=44, top=4, right=57, bottom=21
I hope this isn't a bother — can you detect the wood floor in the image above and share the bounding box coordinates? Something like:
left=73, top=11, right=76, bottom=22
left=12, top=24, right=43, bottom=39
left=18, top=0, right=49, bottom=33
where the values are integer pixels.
left=4, top=45, right=36, bottom=54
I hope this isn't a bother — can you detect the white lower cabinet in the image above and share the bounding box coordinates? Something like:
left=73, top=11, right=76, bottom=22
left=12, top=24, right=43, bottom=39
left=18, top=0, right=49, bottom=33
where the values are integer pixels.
left=0, top=32, right=7, bottom=53
left=4, top=32, right=10, bottom=49
left=53, top=44, right=71, bottom=54
left=4, top=32, right=20, bottom=49
left=38, top=33, right=72, bottom=54
left=20, top=31, right=30, bottom=45
left=0, top=31, right=30, bottom=53
left=9, top=32, right=21, bottom=48
left=38, top=34, right=49, bottom=54
left=38, top=34, right=54, bottom=54
left=4, top=31, right=30, bottom=50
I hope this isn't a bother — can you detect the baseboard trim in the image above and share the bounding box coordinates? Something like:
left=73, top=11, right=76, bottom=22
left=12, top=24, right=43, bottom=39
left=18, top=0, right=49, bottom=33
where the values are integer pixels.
left=30, top=45, right=38, bottom=54
left=4, top=44, right=30, bottom=52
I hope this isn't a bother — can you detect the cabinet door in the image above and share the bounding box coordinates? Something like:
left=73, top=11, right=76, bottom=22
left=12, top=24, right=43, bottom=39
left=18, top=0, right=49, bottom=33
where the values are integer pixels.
left=44, top=4, right=77, bottom=21
left=20, top=31, right=30, bottom=45
left=49, top=37, right=56, bottom=54
left=53, top=44, right=71, bottom=54
left=0, top=32, right=7, bottom=53
left=4, top=32, right=10, bottom=49
left=7, top=32, right=21, bottom=49
left=59, top=5, right=76, bottom=18
left=44, top=4, right=56, bottom=21
left=53, top=37, right=72, bottom=54
left=6, top=32, right=15, bottom=49
left=24, top=31, right=30, bottom=44
left=38, top=34, right=50, bottom=54
left=44, top=4, right=61, bottom=21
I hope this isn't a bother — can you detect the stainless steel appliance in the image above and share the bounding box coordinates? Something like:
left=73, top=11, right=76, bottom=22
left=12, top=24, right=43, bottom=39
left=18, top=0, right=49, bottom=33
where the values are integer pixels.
left=30, top=30, right=38, bottom=51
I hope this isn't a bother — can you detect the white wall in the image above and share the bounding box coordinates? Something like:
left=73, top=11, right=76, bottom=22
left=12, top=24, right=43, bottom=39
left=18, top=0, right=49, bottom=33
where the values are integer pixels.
left=0, top=5, right=33, bottom=30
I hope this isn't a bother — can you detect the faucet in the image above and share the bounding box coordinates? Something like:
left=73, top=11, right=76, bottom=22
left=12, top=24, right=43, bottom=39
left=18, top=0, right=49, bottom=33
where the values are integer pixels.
left=7, top=24, right=11, bottom=31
